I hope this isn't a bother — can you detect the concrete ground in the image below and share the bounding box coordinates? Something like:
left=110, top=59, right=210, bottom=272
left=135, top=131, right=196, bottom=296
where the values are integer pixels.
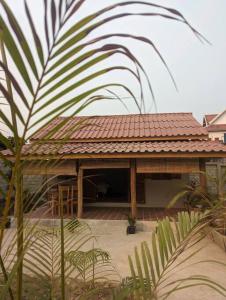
left=86, top=219, right=226, bottom=300
left=4, top=219, right=226, bottom=299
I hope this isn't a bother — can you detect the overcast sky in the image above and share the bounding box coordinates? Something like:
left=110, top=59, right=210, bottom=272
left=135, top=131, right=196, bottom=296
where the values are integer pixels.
left=1, top=0, right=226, bottom=131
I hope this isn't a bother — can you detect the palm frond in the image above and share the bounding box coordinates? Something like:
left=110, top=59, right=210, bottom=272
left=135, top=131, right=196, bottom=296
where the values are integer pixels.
left=115, top=211, right=226, bottom=299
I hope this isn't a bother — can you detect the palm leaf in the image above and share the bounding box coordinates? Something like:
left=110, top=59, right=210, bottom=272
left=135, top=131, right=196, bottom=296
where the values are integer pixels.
left=0, top=0, right=38, bottom=79
left=24, top=1, right=45, bottom=67
left=0, top=1, right=208, bottom=298
left=119, top=211, right=226, bottom=299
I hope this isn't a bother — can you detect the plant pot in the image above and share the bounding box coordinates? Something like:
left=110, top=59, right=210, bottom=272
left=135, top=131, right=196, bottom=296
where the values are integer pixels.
left=6, top=218, right=11, bottom=229
left=127, top=225, right=136, bottom=234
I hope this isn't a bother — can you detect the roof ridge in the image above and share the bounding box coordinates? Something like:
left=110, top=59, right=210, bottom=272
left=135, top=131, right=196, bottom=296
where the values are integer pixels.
left=57, top=112, right=193, bottom=119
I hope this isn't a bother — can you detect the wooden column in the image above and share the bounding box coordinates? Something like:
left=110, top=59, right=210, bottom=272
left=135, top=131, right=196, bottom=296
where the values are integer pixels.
left=199, top=158, right=207, bottom=191
left=77, top=167, right=84, bottom=218
left=130, top=159, right=137, bottom=218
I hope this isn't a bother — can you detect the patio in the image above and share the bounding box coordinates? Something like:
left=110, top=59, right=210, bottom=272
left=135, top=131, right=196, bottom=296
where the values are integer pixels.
left=28, top=205, right=182, bottom=221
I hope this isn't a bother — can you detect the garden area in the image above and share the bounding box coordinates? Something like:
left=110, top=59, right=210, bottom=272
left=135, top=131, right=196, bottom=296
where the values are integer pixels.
left=0, top=0, right=226, bottom=299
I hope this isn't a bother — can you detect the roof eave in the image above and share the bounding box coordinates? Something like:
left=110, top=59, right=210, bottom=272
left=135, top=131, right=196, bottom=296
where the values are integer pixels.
left=6, top=151, right=226, bottom=161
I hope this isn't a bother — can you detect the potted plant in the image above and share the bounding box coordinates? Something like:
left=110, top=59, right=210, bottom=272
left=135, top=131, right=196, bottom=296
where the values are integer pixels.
left=126, top=215, right=136, bottom=234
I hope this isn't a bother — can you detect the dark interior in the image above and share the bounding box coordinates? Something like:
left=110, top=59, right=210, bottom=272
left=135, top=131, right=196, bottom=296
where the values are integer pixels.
left=83, top=169, right=130, bottom=203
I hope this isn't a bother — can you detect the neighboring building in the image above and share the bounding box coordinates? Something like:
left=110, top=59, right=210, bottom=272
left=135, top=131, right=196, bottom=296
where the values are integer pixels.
left=3, top=112, right=226, bottom=218
left=203, top=109, right=226, bottom=141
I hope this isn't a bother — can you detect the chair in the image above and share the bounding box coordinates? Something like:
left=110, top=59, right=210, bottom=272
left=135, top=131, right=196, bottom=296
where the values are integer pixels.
left=48, top=188, right=58, bottom=217
left=49, top=185, right=78, bottom=217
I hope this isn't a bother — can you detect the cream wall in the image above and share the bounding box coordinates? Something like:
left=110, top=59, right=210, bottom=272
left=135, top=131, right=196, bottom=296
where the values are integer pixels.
left=144, top=174, right=188, bottom=208
left=208, top=111, right=226, bottom=141
left=209, top=131, right=225, bottom=141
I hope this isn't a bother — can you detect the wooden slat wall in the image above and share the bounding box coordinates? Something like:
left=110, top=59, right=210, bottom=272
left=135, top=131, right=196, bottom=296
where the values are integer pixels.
left=80, top=159, right=130, bottom=169
left=137, top=158, right=199, bottom=174
left=22, top=160, right=77, bottom=175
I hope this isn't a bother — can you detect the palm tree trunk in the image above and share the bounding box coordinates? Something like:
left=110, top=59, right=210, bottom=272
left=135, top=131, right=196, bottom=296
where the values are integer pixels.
left=15, top=162, right=23, bottom=300
left=60, top=193, right=65, bottom=300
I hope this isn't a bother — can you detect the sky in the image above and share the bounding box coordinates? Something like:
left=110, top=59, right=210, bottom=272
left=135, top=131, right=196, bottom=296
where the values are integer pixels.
left=1, top=0, right=226, bottom=134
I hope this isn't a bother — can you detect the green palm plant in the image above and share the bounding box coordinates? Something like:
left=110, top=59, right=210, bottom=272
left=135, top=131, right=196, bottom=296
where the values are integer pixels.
left=113, top=211, right=226, bottom=300
left=0, top=0, right=207, bottom=299
left=0, top=218, right=118, bottom=299
left=65, top=247, right=119, bottom=299
left=65, top=248, right=111, bottom=284
left=168, top=171, right=226, bottom=211
left=65, top=248, right=118, bottom=300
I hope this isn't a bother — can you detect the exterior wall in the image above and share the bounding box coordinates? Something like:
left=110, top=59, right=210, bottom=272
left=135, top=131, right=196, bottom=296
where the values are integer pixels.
left=206, top=163, right=218, bottom=195
left=144, top=174, right=188, bottom=208
left=206, top=161, right=226, bottom=195
left=208, top=110, right=226, bottom=141
left=23, top=175, right=45, bottom=194
left=209, top=131, right=225, bottom=141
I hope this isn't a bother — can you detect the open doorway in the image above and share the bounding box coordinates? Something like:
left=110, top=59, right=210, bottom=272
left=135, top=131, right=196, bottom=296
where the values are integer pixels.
left=83, top=169, right=130, bottom=203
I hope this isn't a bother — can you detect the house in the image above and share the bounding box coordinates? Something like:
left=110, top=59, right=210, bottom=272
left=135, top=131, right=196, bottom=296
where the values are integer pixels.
left=3, top=112, right=226, bottom=218
left=203, top=109, right=226, bottom=141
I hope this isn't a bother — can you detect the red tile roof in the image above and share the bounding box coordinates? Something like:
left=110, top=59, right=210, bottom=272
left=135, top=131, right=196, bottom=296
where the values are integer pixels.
left=204, top=114, right=217, bottom=125
left=207, top=124, right=226, bottom=132
left=4, top=140, right=226, bottom=157
left=31, top=113, right=208, bottom=142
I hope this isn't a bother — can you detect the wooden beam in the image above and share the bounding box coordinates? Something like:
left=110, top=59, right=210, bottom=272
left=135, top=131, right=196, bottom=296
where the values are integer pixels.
left=22, top=160, right=77, bottom=175
left=80, top=159, right=130, bottom=169
left=77, top=167, right=83, bottom=218
left=130, top=159, right=137, bottom=219
left=199, top=158, right=207, bottom=191
left=12, top=151, right=226, bottom=161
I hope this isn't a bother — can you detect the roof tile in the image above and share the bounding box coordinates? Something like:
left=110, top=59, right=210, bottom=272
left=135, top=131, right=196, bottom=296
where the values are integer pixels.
left=3, top=140, right=226, bottom=157
left=205, top=114, right=217, bottom=125
left=31, top=113, right=208, bottom=141
left=207, top=124, right=226, bottom=132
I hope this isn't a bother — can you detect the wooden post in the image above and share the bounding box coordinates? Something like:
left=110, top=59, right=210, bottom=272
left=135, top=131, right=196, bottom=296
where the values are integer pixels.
left=130, top=159, right=137, bottom=218
left=77, top=167, right=83, bottom=218
left=199, top=158, right=207, bottom=191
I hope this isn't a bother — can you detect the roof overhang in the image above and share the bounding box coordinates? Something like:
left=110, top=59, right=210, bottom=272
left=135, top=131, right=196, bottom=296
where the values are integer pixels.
left=5, top=152, right=226, bottom=161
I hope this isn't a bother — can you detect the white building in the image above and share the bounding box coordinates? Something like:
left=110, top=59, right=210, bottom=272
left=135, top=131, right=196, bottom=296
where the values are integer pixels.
left=203, top=109, right=226, bottom=142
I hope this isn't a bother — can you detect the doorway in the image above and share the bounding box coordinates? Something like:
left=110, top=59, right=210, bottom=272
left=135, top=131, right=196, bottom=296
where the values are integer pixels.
left=83, top=169, right=130, bottom=203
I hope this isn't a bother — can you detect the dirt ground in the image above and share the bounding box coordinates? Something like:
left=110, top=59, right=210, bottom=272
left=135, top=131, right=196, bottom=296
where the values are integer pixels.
left=3, top=219, right=226, bottom=299
left=87, top=219, right=226, bottom=300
